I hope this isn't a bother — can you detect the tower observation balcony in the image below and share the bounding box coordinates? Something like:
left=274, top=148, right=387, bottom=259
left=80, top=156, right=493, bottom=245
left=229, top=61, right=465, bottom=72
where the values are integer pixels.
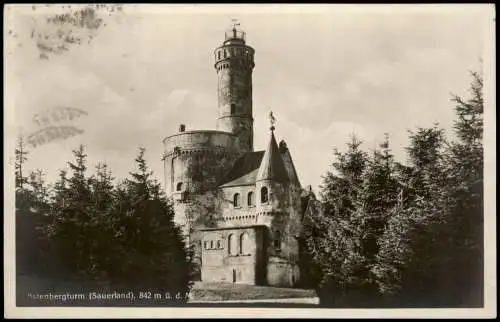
left=223, top=26, right=246, bottom=45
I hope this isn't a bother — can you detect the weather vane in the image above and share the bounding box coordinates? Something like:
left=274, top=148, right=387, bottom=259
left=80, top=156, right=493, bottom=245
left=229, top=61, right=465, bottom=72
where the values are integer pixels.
left=231, top=18, right=240, bottom=29
left=269, top=111, right=276, bottom=131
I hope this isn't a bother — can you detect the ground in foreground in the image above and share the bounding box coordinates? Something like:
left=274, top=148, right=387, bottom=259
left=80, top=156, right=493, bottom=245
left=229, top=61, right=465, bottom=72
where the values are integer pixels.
left=189, top=281, right=317, bottom=301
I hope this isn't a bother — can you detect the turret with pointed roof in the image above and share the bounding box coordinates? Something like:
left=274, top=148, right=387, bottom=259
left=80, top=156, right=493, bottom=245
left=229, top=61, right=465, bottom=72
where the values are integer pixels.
left=256, top=128, right=289, bottom=184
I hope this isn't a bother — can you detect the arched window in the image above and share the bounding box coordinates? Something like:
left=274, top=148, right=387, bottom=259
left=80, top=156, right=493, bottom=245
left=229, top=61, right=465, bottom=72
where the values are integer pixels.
left=247, top=191, right=254, bottom=206
left=176, top=182, right=183, bottom=191
left=233, top=193, right=241, bottom=207
left=228, top=234, right=234, bottom=255
left=239, top=232, right=248, bottom=255
left=274, top=230, right=281, bottom=251
left=261, top=186, right=268, bottom=203
left=231, top=103, right=236, bottom=114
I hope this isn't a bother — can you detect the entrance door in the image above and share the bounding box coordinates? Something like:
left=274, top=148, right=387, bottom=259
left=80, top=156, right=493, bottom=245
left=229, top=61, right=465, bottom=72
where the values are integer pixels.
left=232, top=269, right=237, bottom=283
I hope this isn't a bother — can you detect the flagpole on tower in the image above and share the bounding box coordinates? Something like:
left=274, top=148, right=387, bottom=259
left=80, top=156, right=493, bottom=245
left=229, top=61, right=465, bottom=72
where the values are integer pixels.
left=231, top=18, right=240, bottom=38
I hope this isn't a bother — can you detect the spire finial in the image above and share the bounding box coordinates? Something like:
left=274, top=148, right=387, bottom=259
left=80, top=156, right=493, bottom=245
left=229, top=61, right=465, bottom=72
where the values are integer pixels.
left=231, top=18, right=240, bottom=38
left=231, top=18, right=240, bottom=30
left=269, top=111, right=276, bottom=131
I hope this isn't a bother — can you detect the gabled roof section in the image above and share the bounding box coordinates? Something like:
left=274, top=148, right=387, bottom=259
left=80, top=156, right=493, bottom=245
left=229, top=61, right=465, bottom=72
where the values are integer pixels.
left=220, top=168, right=260, bottom=187
left=256, top=130, right=289, bottom=183
left=219, top=151, right=265, bottom=187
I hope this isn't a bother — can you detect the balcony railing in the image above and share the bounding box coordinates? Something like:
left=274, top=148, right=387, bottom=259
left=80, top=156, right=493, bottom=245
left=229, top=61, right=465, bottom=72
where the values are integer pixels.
left=225, top=29, right=246, bottom=42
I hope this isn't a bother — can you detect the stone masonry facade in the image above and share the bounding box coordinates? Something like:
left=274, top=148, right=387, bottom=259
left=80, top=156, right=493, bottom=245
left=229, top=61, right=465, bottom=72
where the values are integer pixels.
left=162, top=23, right=317, bottom=287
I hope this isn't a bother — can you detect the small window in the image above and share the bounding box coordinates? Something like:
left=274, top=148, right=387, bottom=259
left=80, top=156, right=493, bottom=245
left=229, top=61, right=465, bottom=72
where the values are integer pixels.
left=247, top=191, right=254, bottom=206
left=176, top=182, right=183, bottom=191
left=204, top=241, right=208, bottom=250
left=217, top=240, right=222, bottom=249
left=217, top=51, right=221, bottom=60
left=239, top=233, right=248, bottom=255
left=228, top=234, right=234, bottom=255
left=231, top=103, right=236, bottom=114
left=233, top=193, right=241, bottom=207
left=261, top=187, right=268, bottom=203
left=274, top=231, right=281, bottom=251
left=210, top=240, right=214, bottom=249
left=224, top=50, right=227, bottom=58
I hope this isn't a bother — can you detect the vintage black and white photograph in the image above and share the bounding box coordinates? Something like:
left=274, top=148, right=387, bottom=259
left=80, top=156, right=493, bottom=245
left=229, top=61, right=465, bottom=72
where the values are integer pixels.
left=4, top=3, right=496, bottom=319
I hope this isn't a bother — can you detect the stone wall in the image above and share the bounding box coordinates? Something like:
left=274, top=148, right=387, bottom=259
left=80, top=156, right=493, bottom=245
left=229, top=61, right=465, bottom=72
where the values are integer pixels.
left=217, top=185, right=258, bottom=228
left=215, top=40, right=255, bottom=152
left=201, top=226, right=264, bottom=284
left=163, top=130, right=241, bottom=196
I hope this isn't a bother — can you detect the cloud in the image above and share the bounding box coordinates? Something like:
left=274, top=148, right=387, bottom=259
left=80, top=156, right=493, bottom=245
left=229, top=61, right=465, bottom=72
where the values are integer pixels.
left=7, top=6, right=487, bottom=194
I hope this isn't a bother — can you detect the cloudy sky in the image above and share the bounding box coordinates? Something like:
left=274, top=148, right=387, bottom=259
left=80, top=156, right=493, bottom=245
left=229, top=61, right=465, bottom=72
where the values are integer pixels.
left=5, top=4, right=493, bottom=194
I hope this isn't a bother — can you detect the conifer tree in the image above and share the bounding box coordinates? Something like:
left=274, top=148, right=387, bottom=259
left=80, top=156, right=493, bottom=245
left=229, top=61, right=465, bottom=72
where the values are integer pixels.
left=372, top=126, right=448, bottom=305
left=87, top=162, right=117, bottom=280
left=48, top=144, right=95, bottom=277
left=304, top=135, right=370, bottom=306
left=28, top=169, right=50, bottom=214
left=15, top=135, right=32, bottom=211
left=15, top=135, right=29, bottom=190
left=372, top=70, right=484, bottom=307
left=107, top=147, right=194, bottom=300
left=347, top=134, right=400, bottom=303
left=442, top=70, right=484, bottom=306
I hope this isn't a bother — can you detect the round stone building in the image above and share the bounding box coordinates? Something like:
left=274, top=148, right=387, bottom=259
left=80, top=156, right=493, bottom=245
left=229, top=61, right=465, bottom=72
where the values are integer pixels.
left=162, top=23, right=315, bottom=287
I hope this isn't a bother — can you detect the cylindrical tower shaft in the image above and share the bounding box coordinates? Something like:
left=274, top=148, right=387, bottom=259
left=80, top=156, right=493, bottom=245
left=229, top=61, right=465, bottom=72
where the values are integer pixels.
left=214, top=24, right=255, bottom=152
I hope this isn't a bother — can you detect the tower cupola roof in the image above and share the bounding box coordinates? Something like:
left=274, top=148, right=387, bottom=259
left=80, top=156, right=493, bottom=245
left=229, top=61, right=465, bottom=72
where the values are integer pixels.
left=256, top=112, right=289, bottom=183
left=223, top=19, right=246, bottom=45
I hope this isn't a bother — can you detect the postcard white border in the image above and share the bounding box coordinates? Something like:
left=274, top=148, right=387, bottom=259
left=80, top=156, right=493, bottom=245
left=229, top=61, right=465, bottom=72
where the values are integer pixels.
left=4, top=3, right=496, bottom=319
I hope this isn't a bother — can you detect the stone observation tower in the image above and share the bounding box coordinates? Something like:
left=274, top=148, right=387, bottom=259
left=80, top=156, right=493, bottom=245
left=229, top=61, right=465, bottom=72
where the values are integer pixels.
left=214, top=21, right=255, bottom=152
left=162, top=21, right=319, bottom=287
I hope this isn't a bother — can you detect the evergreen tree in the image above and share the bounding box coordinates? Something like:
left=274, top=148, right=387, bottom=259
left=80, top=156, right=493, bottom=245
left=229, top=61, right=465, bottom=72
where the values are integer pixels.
left=28, top=169, right=50, bottom=214
left=107, top=147, right=194, bottom=300
left=48, top=144, right=95, bottom=277
left=87, top=162, right=117, bottom=280
left=15, top=148, right=52, bottom=279
left=15, top=135, right=32, bottom=211
left=304, top=135, right=370, bottom=306
left=442, top=70, right=484, bottom=307
left=15, top=135, right=29, bottom=190
left=372, top=70, right=484, bottom=307
left=372, top=126, right=448, bottom=306
left=347, top=134, right=400, bottom=303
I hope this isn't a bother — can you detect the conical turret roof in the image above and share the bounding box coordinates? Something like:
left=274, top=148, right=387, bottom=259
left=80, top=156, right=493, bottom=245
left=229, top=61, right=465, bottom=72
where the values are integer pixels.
left=256, top=129, right=289, bottom=183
